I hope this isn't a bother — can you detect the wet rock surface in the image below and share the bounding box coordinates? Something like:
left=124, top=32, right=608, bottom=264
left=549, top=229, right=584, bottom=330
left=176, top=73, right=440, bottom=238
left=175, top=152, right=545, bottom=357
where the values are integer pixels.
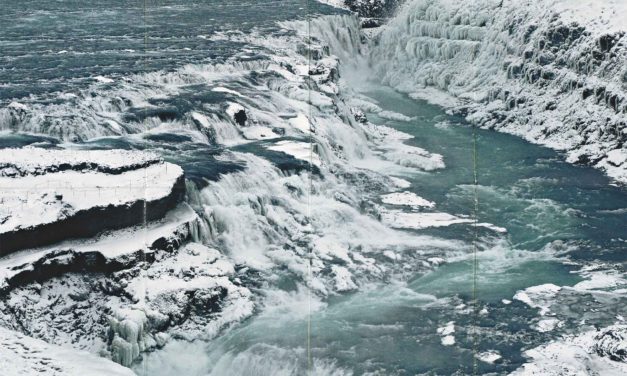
left=345, top=0, right=403, bottom=18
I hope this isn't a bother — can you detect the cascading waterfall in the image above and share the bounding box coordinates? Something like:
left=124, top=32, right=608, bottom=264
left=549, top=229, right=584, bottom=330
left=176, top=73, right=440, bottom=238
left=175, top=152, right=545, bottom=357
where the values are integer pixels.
left=2, top=1, right=627, bottom=374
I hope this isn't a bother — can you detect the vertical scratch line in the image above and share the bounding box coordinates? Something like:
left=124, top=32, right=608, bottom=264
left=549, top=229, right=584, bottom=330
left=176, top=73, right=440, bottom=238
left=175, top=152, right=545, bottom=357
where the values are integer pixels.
left=306, top=0, right=313, bottom=374
left=142, top=1, right=148, bottom=375
left=472, top=120, right=480, bottom=375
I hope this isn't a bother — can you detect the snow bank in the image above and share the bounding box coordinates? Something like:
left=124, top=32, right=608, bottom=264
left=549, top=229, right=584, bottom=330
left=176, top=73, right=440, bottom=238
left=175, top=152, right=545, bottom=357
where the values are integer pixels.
left=0, top=148, right=161, bottom=176
left=0, top=327, right=134, bottom=376
left=437, top=321, right=456, bottom=346
left=553, top=0, right=627, bottom=34
left=382, top=210, right=472, bottom=229
left=266, top=140, right=321, bottom=167
left=317, top=0, right=348, bottom=10
left=513, top=283, right=562, bottom=316
left=476, top=350, right=502, bottom=364
left=381, top=191, right=435, bottom=208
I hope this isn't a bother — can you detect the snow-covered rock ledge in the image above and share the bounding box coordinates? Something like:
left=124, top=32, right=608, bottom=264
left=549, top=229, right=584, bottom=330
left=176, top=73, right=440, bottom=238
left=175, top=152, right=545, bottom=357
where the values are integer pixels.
left=370, top=0, right=627, bottom=183
left=0, top=204, right=253, bottom=368
left=0, top=204, right=199, bottom=292
left=0, top=148, right=185, bottom=255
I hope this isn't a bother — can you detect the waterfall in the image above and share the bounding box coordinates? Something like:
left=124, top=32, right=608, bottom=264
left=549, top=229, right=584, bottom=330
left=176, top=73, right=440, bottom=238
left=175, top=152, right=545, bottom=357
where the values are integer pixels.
left=306, top=1, right=627, bottom=183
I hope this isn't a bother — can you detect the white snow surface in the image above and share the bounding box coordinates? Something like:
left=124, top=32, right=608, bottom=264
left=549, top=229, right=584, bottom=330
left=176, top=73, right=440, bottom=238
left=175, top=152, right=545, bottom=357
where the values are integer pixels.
left=477, top=350, right=502, bottom=364
left=0, top=327, right=134, bottom=376
left=381, top=191, right=435, bottom=208
left=513, top=283, right=562, bottom=316
left=511, top=326, right=627, bottom=376
left=316, top=0, right=348, bottom=9
left=382, top=210, right=472, bottom=229
left=266, top=140, right=322, bottom=166
left=0, top=148, right=161, bottom=176
left=553, top=0, right=627, bottom=34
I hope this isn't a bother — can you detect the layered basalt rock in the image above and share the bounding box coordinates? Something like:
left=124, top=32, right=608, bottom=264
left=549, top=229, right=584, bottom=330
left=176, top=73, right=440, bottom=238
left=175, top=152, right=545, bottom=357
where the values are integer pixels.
left=0, top=148, right=253, bottom=368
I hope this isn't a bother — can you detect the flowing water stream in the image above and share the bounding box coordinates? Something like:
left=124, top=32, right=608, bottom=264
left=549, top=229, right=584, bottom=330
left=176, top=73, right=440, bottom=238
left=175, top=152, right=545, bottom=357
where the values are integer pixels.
left=135, top=81, right=627, bottom=376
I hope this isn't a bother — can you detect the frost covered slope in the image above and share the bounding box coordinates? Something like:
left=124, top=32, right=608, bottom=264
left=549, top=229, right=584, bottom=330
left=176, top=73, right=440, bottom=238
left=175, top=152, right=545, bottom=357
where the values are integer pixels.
left=0, top=327, right=134, bottom=376
left=371, top=0, right=627, bottom=182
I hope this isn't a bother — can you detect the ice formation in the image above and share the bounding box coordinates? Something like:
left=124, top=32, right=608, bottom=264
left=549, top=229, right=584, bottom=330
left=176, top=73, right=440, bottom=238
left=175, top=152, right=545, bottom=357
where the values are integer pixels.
left=368, top=0, right=627, bottom=183
left=512, top=325, right=627, bottom=375
left=381, top=191, right=436, bottom=208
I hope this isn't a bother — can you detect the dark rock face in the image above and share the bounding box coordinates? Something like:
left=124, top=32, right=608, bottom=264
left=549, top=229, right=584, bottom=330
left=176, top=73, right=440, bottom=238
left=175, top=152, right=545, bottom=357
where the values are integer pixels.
left=360, top=17, right=384, bottom=29
left=0, top=149, right=187, bottom=256
left=351, top=108, right=368, bottom=123
left=0, top=220, right=189, bottom=294
left=0, top=204, right=253, bottom=366
left=233, top=109, right=247, bottom=126
left=594, top=326, right=627, bottom=362
left=345, top=0, right=404, bottom=18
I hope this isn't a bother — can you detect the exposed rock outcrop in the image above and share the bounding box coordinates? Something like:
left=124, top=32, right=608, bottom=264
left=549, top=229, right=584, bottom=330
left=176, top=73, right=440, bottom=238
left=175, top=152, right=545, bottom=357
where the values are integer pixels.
left=594, top=326, right=627, bottom=363
left=345, top=0, right=403, bottom=18
left=0, top=205, right=253, bottom=367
